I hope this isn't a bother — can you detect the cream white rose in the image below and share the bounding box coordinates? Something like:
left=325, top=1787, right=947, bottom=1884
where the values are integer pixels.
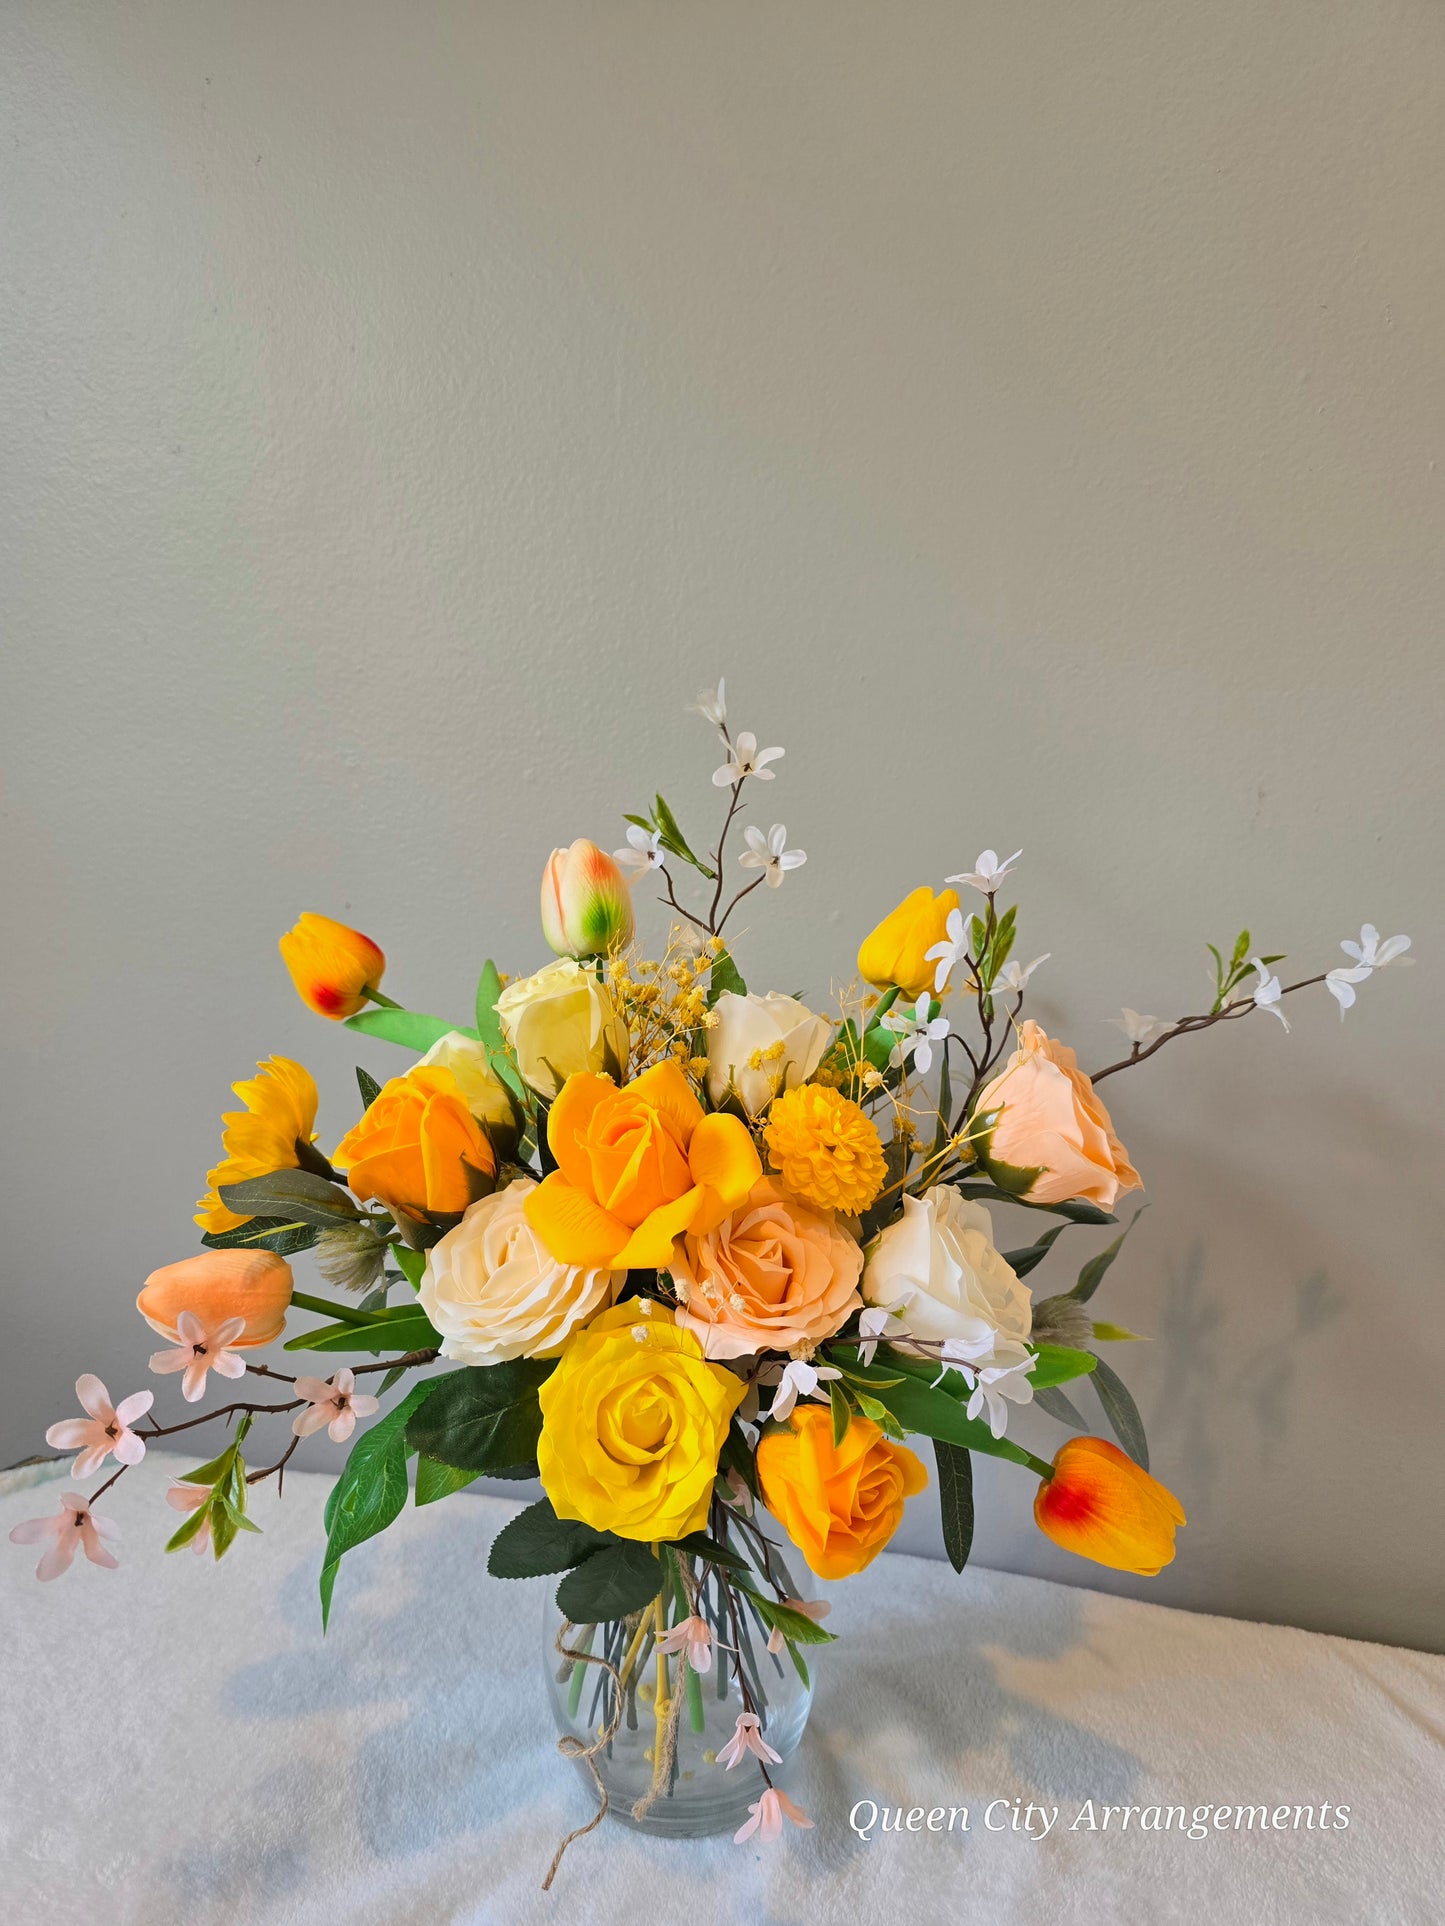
left=862, top=1186, right=1032, bottom=1364
left=495, top=958, right=628, bottom=1101
left=419, top=1177, right=624, bottom=1366
left=706, top=990, right=833, bottom=1117
left=416, top=1030, right=520, bottom=1150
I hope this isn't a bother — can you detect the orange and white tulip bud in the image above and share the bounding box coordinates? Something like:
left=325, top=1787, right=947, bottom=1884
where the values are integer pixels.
left=540, top=839, right=634, bottom=958
left=278, top=913, right=386, bottom=1020
left=1033, top=1436, right=1185, bottom=1575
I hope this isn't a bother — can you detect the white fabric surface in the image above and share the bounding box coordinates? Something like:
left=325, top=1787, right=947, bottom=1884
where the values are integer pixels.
left=2, top=1454, right=1439, bottom=1926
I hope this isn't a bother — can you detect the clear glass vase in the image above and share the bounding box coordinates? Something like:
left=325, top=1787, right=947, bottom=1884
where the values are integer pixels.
left=541, top=1522, right=815, bottom=1839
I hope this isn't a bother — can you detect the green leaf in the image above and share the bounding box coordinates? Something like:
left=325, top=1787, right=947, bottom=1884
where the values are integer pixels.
left=217, top=1169, right=363, bottom=1227
left=1090, top=1321, right=1145, bottom=1343
left=285, top=1306, right=441, bottom=1354
left=653, top=793, right=716, bottom=879
left=1028, top=1344, right=1099, bottom=1388
left=319, top=1382, right=439, bottom=1627
left=487, top=1500, right=614, bottom=1576
left=854, top=1391, right=905, bottom=1440
left=413, top=1456, right=479, bottom=1506
left=931, top=1049, right=953, bottom=1163
left=1032, top=1385, right=1088, bottom=1430
left=356, top=1066, right=382, bottom=1110
left=954, top=1182, right=1117, bottom=1227
left=176, top=1444, right=240, bottom=1488
left=707, top=949, right=747, bottom=1005
left=739, top=1591, right=837, bottom=1646
left=555, top=1541, right=662, bottom=1623
left=392, top=1244, right=427, bottom=1292
left=1090, top=1356, right=1150, bottom=1469
left=1069, top=1208, right=1147, bottom=1304
left=847, top=1355, right=1047, bottom=1473
left=671, top=1530, right=750, bottom=1573
left=404, top=1359, right=552, bottom=1471
left=473, top=960, right=527, bottom=1103
left=933, top=1439, right=974, bottom=1574
left=1002, top=1222, right=1071, bottom=1278
left=164, top=1501, right=213, bottom=1553
left=828, top=1377, right=851, bottom=1447
left=201, top=1216, right=319, bottom=1257
left=343, top=1008, right=454, bottom=1053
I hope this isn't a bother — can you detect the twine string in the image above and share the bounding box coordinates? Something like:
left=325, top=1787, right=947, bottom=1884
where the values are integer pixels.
left=541, top=1620, right=627, bottom=1892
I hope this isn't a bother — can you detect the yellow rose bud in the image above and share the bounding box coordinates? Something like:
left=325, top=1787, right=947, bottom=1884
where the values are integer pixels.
left=278, top=912, right=386, bottom=1020
left=495, top=959, right=629, bottom=1101
left=756, top=1407, right=927, bottom=1580
left=856, top=887, right=960, bottom=1001
left=137, top=1248, right=293, bottom=1349
left=540, top=839, right=635, bottom=959
left=331, top=1065, right=496, bottom=1224
left=537, top=1302, right=747, bottom=1540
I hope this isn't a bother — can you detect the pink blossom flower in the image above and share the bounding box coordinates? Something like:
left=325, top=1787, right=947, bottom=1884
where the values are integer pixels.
left=149, top=1311, right=248, bottom=1402
left=44, top=1374, right=153, bottom=1478
left=766, top=1596, right=832, bottom=1656
left=716, top=1712, right=782, bottom=1771
left=291, top=1368, right=380, bottom=1443
left=734, top=1786, right=812, bottom=1844
left=657, top=1613, right=713, bottom=1675
left=165, top=1480, right=213, bottom=1555
left=8, top=1491, right=119, bottom=1581
left=721, top=1468, right=754, bottom=1516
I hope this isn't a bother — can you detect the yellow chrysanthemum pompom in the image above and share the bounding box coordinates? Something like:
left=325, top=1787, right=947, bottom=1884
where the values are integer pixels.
left=763, top=1083, right=888, bottom=1216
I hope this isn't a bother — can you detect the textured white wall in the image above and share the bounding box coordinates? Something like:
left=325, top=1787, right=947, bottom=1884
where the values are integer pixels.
left=3, top=2, right=1442, bottom=1649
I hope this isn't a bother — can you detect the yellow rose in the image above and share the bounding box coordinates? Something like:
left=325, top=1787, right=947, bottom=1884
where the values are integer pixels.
left=495, top=959, right=629, bottom=1101
left=857, top=887, right=961, bottom=1000
left=537, top=1301, right=747, bottom=1541
left=756, top=1406, right=927, bottom=1579
left=332, top=1065, right=496, bottom=1223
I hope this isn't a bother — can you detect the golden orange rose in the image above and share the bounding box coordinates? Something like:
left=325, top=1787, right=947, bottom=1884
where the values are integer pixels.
left=524, top=1061, right=761, bottom=1270
left=332, top=1065, right=496, bottom=1222
left=757, top=1406, right=927, bottom=1580
left=137, top=1249, right=293, bottom=1349
left=857, top=887, right=961, bottom=1001
left=670, top=1178, right=863, bottom=1359
left=1034, top=1436, right=1185, bottom=1575
left=973, top=1020, right=1141, bottom=1209
left=278, top=912, right=386, bottom=1020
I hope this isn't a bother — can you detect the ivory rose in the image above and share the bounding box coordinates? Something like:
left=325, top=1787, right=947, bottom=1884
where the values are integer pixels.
left=495, top=958, right=628, bottom=1101
left=862, top=1186, right=1031, bottom=1363
left=670, top=1178, right=862, bottom=1359
left=973, top=1020, right=1141, bottom=1209
left=757, top=1407, right=927, bottom=1580
left=705, top=991, right=832, bottom=1117
left=420, top=1178, right=625, bottom=1365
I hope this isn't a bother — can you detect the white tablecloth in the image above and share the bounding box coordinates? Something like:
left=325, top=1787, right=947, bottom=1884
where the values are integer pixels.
left=2, top=1455, right=1439, bottom=1925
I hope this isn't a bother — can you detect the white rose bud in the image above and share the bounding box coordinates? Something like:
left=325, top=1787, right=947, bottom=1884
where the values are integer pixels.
left=415, top=1031, right=521, bottom=1155
left=494, top=959, right=629, bottom=1101
left=706, top=990, right=833, bottom=1117
left=862, top=1187, right=1032, bottom=1363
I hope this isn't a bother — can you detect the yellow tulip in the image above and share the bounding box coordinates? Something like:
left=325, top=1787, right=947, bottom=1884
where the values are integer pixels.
left=857, top=887, right=960, bottom=1000
left=1033, top=1436, right=1185, bottom=1575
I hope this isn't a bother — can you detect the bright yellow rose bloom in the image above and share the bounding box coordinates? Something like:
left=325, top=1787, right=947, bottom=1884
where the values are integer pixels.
left=537, top=1301, right=748, bottom=1541
left=332, top=1065, right=496, bottom=1223
left=524, top=1061, right=761, bottom=1270
left=763, top=1083, right=887, bottom=1215
left=278, top=911, right=386, bottom=1020
left=757, top=1406, right=927, bottom=1579
left=857, top=886, right=961, bottom=1000
left=1033, top=1437, right=1185, bottom=1575
left=196, top=1056, right=321, bottom=1233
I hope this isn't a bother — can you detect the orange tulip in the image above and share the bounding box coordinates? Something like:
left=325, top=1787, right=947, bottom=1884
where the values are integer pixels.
left=523, top=1060, right=761, bottom=1270
left=137, top=1249, right=293, bottom=1349
left=857, top=887, right=960, bottom=1001
left=756, top=1406, right=927, bottom=1580
left=278, top=912, right=386, bottom=1020
left=332, top=1065, right=496, bottom=1223
left=1034, top=1436, right=1185, bottom=1575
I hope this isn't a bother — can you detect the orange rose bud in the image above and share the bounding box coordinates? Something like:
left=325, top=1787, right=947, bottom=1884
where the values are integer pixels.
left=137, top=1248, right=294, bottom=1349
left=331, top=1065, right=496, bottom=1222
left=1033, top=1436, right=1185, bottom=1575
left=756, top=1406, right=927, bottom=1580
left=540, top=839, right=634, bottom=959
left=278, top=912, right=386, bottom=1020
left=857, top=887, right=960, bottom=1001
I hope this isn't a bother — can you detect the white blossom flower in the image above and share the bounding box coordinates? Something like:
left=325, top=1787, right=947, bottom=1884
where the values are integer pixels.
left=1251, top=960, right=1290, bottom=1031
left=924, top=907, right=981, bottom=994
left=1341, top=925, right=1412, bottom=970
left=738, top=823, right=805, bottom=888
left=881, top=993, right=951, bottom=1075
left=692, top=678, right=727, bottom=729
left=959, top=1350, right=1037, bottom=1439
left=713, top=731, right=784, bottom=788
left=613, top=824, right=663, bottom=878
left=1110, top=1008, right=1169, bottom=1048
left=946, top=848, right=1022, bottom=895
left=1325, top=965, right=1372, bottom=1016
left=856, top=1304, right=894, bottom=1367
left=997, top=953, right=1050, bottom=994
left=764, top=1357, right=841, bottom=1423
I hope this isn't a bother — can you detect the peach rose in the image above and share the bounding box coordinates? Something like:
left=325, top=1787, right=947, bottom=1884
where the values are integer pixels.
left=973, top=1020, right=1141, bottom=1209
left=669, top=1178, right=863, bottom=1360
left=137, top=1249, right=293, bottom=1349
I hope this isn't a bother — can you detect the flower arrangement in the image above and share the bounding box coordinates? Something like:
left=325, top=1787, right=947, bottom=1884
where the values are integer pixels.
left=13, top=678, right=1412, bottom=1874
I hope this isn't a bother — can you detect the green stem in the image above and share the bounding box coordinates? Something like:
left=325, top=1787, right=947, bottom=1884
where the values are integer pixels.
left=290, top=1289, right=377, bottom=1327
left=366, top=987, right=402, bottom=1009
